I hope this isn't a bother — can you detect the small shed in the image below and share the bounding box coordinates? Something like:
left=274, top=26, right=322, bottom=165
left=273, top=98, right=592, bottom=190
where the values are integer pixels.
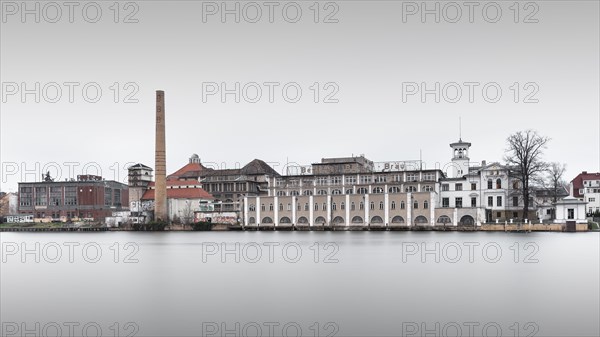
left=554, top=196, right=587, bottom=224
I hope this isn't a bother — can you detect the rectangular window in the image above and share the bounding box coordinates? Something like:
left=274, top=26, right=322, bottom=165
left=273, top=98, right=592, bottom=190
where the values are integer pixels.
left=113, top=189, right=121, bottom=206
left=317, top=177, right=328, bottom=186
left=442, top=198, right=449, bottom=207
left=345, top=176, right=356, bottom=185
left=406, top=173, right=418, bottom=182
left=567, top=208, right=574, bottom=219
left=49, top=187, right=62, bottom=206
left=374, top=175, right=386, bottom=183
left=331, top=176, right=342, bottom=185
left=589, top=198, right=596, bottom=202
left=471, top=197, right=476, bottom=207
left=104, top=188, right=112, bottom=206
left=423, top=173, right=435, bottom=181
left=35, top=187, right=47, bottom=206
left=488, top=196, right=493, bottom=207
left=497, top=196, right=502, bottom=207
left=360, top=175, right=372, bottom=184
left=455, top=197, right=462, bottom=208
left=471, top=183, right=477, bottom=190
left=392, top=174, right=402, bottom=182
left=455, top=183, right=463, bottom=191
left=513, top=196, right=519, bottom=207
left=19, top=187, right=33, bottom=206
left=64, top=186, right=77, bottom=206
left=442, top=184, right=449, bottom=191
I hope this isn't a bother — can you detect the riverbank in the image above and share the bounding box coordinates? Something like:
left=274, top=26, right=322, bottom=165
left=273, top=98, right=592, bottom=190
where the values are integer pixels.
left=0, top=223, right=590, bottom=232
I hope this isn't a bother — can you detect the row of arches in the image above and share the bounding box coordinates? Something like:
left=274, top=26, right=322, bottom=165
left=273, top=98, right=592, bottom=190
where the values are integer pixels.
left=246, top=215, right=475, bottom=225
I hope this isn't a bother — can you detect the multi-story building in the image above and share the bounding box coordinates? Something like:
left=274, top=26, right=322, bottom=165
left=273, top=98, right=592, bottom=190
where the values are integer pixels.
left=242, top=138, right=538, bottom=227
left=17, top=174, right=129, bottom=222
left=243, top=154, right=445, bottom=227
left=570, top=171, right=600, bottom=214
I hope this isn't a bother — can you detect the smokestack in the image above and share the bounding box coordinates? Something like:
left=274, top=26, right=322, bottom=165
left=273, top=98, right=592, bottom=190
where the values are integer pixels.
left=154, top=90, right=167, bottom=222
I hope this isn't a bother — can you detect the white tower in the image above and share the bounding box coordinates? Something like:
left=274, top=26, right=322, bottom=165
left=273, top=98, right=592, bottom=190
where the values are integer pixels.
left=449, top=138, right=471, bottom=178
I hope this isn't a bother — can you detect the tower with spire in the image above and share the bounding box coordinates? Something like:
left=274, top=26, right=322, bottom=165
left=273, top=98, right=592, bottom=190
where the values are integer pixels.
left=449, top=118, right=471, bottom=178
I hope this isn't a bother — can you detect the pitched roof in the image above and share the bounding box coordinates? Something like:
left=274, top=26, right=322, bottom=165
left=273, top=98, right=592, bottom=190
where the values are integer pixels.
left=570, top=172, right=600, bottom=197
left=129, top=163, right=152, bottom=170
left=241, top=159, right=280, bottom=176
left=167, top=162, right=209, bottom=181
left=141, top=187, right=213, bottom=200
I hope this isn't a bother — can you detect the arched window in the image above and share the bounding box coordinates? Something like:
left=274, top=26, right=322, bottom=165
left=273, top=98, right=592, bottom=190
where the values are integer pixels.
left=414, top=215, right=428, bottom=224
left=424, top=200, right=429, bottom=209
left=332, top=189, right=342, bottom=195
left=372, top=187, right=384, bottom=194
left=400, top=201, right=405, bottom=209
left=249, top=217, right=256, bottom=224
left=332, top=202, right=337, bottom=211
left=351, top=202, right=356, bottom=210
left=280, top=217, right=291, bottom=224
left=317, top=189, right=327, bottom=195
left=423, top=185, right=433, bottom=192
left=249, top=204, right=256, bottom=211
left=379, top=201, right=384, bottom=210
left=261, top=204, right=265, bottom=211
left=370, top=201, right=375, bottom=210
left=391, top=216, right=404, bottom=223
left=277, top=191, right=286, bottom=196
left=437, top=215, right=452, bottom=224
left=269, top=203, right=273, bottom=211
left=297, top=216, right=309, bottom=224
left=351, top=216, right=363, bottom=223
left=413, top=200, right=418, bottom=209
left=357, top=187, right=368, bottom=194
left=496, top=179, right=502, bottom=189
left=406, top=186, right=417, bottom=192
left=314, top=203, right=318, bottom=211
left=389, top=186, right=401, bottom=193
left=303, top=190, right=313, bottom=196
left=262, top=217, right=273, bottom=224
left=346, top=188, right=354, bottom=194
left=360, top=202, right=364, bottom=210
left=513, top=181, right=520, bottom=189
left=290, top=190, right=300, bottom=196
left=322, top=203, right=326, bottom=211
left=287, top=203, right=291, bottom=211
left=341, top=202, right=345, bottom=210
left=460, top=215, right=475, bottom=226
left=391, top=201, right=396, bottom=210
left=297, top=203, right=301, bottom=211
left=304, top=203, right=309, bottom=211
left=371, top=216, right=383, bottom=224
left=332, top=216, right=344, bottom=225
left=315, top=216, right=326, bottom=224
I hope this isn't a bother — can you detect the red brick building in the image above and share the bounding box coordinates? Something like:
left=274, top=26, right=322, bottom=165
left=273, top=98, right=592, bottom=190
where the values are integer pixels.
left=18, top=175, right=129, bottom=222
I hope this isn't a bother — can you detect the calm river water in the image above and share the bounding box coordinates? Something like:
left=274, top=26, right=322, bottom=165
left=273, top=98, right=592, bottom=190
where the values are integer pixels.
left=1, top=231, right=598, bottom=336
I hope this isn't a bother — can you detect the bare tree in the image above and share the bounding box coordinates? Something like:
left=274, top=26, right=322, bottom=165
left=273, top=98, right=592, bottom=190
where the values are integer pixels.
left=504, top=130, right=550, bottom=221
left=546, top=162, right=567, bottom=220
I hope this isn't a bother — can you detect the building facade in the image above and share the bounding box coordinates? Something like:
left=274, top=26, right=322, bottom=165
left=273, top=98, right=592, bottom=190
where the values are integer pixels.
left=242, top=139, right=538, bottom=227
left=17, top=174, right=129, bottom=222
left=570, top=171, right=600, bottom=215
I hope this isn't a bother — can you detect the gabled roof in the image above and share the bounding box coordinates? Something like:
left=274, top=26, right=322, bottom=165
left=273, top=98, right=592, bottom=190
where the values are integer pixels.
left=141, top=186, right=213, bottom=200
left=167, top=162, right=209, bottom=181
left=241, top=159, right=280, bottom=176
left=570, top=172, right=600, bottom=197
left=129, top=163, right=152, bottom=170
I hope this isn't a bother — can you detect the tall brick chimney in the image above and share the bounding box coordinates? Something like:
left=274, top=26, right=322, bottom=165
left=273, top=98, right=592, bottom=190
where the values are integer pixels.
left=154, top=90, right=167, bottom=222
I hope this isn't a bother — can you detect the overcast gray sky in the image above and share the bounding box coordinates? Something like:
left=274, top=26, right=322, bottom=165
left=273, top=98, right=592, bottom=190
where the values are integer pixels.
left=1, top=0, right=598, bottom=192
